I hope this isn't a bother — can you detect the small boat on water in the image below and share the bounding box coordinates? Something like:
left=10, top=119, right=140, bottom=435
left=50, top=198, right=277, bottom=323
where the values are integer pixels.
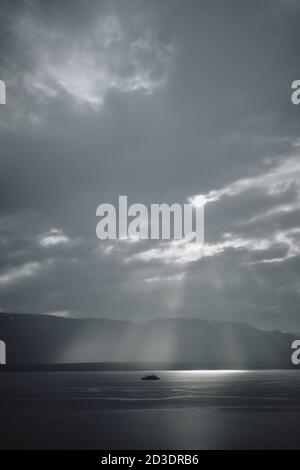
left=141, top=374, right=160, bottom=381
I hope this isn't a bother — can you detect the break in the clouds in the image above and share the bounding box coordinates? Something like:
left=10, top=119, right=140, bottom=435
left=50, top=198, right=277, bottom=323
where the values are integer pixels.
left=0, top=0, right=174, bottom=128
left=129, top=153, right=300, bottom=264
left=0, top=0, right=300, bottom=331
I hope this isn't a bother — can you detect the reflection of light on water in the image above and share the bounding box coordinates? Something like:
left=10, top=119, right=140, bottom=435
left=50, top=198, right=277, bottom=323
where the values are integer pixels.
left=180, top=370, right=247, bottom=375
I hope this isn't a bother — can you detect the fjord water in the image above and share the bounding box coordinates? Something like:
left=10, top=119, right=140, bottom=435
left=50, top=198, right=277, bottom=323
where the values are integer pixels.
left=1, top=370, right=300, bottom=449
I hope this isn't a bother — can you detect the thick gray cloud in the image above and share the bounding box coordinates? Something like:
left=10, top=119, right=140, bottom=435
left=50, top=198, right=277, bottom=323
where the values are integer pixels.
left=0, top=0, right=300, bottom=330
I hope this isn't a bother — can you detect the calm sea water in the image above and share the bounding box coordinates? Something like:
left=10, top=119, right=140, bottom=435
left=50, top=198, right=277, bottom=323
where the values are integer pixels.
left=1, top=370, right=300, bottom=449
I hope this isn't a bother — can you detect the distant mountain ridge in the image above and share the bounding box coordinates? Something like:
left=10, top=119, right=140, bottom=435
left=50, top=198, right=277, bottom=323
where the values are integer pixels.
left=0, top=313, right=297, bottom=368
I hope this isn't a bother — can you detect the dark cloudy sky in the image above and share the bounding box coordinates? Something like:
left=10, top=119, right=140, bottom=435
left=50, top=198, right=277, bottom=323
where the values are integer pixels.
left=0, top=0, right=300, bottom=330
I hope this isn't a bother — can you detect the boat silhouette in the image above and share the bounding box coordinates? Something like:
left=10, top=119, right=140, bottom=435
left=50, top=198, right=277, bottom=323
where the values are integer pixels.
left=141, top=374, right=160, bottom=381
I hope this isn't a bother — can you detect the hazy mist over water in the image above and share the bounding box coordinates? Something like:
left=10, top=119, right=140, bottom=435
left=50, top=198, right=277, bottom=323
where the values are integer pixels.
left=1, top=370, right=300, bottom=449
